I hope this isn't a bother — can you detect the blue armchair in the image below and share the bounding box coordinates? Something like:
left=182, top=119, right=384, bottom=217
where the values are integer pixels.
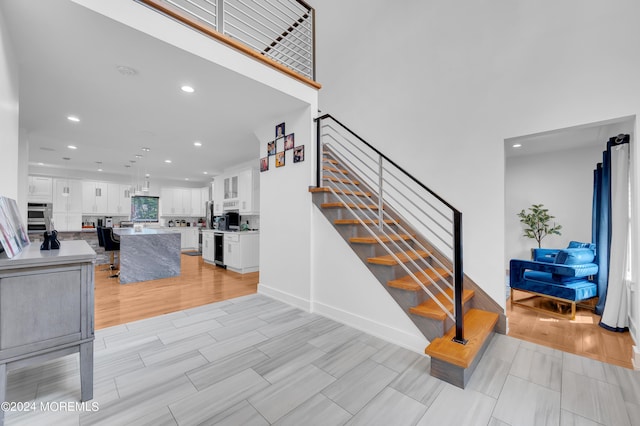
left=509, top=241, right=598, bottom=319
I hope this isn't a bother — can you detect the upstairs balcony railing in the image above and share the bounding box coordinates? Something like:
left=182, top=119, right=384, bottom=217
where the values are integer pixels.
left=135, top=0, right=318, bottom=88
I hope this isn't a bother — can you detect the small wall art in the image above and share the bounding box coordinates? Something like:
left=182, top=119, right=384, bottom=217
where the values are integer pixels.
left=260, top=156, right=269, bottom=172
left=284, top=133, right=295, bottom=150
left=267, top=141, right=276, bottom=156
left=275, top=151, right=285, bottom=168
left=293, top=145, right=305, bottom=163
left=275, top=122, right=285, bottom=138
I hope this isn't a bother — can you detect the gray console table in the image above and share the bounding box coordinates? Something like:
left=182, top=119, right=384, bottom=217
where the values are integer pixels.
left=0, top=240, right=96, bottom=425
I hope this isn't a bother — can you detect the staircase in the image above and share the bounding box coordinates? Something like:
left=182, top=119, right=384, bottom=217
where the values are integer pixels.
left=311, top=115, right=505, bottom=388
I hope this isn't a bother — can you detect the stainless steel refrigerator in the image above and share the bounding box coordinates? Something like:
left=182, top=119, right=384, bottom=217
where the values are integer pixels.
left=205, top=201, right=214, bottom=229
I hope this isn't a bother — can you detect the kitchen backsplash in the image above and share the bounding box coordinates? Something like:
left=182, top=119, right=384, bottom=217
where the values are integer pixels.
left=241, top=215, right=260, bottom=230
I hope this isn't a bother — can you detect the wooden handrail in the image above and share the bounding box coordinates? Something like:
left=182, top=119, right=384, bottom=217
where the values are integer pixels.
left=136, top=0, right=321, bottom=90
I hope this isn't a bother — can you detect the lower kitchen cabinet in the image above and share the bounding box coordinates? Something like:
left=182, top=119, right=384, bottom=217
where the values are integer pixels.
left=202, top=231, right=215, bottom=263
left=165, top=228, right=199, bottom=251
left=223, top=232, right=259, bottom=274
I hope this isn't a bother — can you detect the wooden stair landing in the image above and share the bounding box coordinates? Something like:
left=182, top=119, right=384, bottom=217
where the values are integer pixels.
left=425, top=309, right=498, bottom=389
left=426, top=309, right=498, bottom=368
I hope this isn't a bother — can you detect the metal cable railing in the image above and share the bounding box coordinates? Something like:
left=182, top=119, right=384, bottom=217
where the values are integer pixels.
left=135, top=0, right=315, bottom=80
left=316, top=114, right=467, bottom=344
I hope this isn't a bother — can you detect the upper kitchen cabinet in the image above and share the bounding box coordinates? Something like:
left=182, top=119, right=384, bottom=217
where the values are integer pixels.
left=160, top=187, right=193, bottom=216
left=27, top=176, right=53, bottom=203
left=238, top=168, right=259, bottom=215
left=107, top=184, right=132, bottom=216
left=82, top=181, right=108, bottom=214
left=213, top=179, right=224, bottom=215
left=214, top=167, right=260, bottom=214
left=52, top=179, right=82, bottom=231
left=190, top=187, right=208, bottom=217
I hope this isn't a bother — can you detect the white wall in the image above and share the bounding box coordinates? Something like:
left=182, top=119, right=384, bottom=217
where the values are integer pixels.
left=315, top=0, right=640, bottom=313
left=257, top=106, right=317, bottom=310
left=0, top=6, right=19, bottom=200
left=505, top=145, right=604, bottom=267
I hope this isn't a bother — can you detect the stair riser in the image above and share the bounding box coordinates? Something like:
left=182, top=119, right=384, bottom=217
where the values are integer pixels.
left=429, top=332, right=495, bottom=389
left=322, top=208, right=382, bottom=223
left=386, top=286, right=429, bottom=310
left=368, top=260, right=435, bottom=283
left=322, top=180, right=361, bottom=191
left=318, top=192, right=379, bottom=205
left=334, top=223, right=401, bottom=242
left=351, top=239, right=416, bottom=260
left=434, top=301, right=473, bottom=334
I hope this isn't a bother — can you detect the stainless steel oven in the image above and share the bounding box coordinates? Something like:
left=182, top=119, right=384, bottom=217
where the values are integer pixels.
left=27, top=203, right=51, bottom=232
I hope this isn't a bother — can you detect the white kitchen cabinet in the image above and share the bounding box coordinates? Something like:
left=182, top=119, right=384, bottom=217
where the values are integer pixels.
left=202, top=231, right=215, bottom=263
left=191, top=187, right=208, bottom=217
left=161, top=188, right=194, bottom=216
left=52, top=179, right=82, bottom=231
left=107, top=184, right=131, bottom=216
left=213, top=178, right=224, bottom=215
left=165, top=227, right=199, bottom=250
left=82, top=181, right=108, bottom=214
left=223, top=232, right=259, bottom=273
left=27, top=176, right=53, bottom=203
left=238, top=168, right=260, bottom=215
left=224, top=175, right=238, bottom=199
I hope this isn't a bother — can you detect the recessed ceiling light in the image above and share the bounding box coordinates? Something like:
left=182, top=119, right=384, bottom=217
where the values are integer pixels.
left=67, top=145, right=77, bottom=150
left=37, top=162, right=44, bottom=166
left=142, top=147, right=151, bottom=152
left=135, top=154, right=143, bottom=158
left=185, top=178, right=189, bottom=181
left=193, top=141, right=202, bottom=147
left=181, top=85, right=195, bottom=93
left=164, top=159, right=172, bottom=163
left=512, top=143, right=522, bottom=148
left=67, top=116, right=80, bottom=122
left=145, top=173, right=150, bottom=177
left=98, top=168, right=103, bottom=172
left=203, top=171, right=208, bottom=175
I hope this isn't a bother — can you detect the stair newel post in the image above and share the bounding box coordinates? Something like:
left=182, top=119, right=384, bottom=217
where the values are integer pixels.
left=452, top=210, right=467, bottom=345
left=316, top=116, right=322, bottom=188
left=216, top=0, right=225, bottom=34
left=378, top=155, right=384, bottom=231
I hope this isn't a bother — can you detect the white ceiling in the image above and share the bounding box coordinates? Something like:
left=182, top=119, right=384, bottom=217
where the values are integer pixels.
left=1, top=0, right=306, bottom=185
left=505, top=115, right=634, bottom=158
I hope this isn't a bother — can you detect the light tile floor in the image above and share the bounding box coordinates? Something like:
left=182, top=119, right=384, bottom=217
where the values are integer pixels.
left=4, top=294, right=639, bottom=425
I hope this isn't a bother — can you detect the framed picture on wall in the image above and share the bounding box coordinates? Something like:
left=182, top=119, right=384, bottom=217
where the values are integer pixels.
left=260, top=156, right=269, bottom=172
left=284, top=133, right=295, bottom=150
left=293, top=145, right=305, bottom=163
left=275, top=151, right=285, bottom=168
left=267, top=141, right=276, bottom=156
left=275, top=122, right=285, bottom=138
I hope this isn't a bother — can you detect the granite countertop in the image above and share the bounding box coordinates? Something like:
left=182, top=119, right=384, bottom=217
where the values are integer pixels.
left=200, top=229, right=259, bottom=234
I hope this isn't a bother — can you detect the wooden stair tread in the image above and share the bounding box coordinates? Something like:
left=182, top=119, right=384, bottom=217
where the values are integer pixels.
left=350, top=233, right=412, bottom=244
left=367, top=249, right=430, bottom=266
left=323, top=176, right=360, bottom=185
left=309, top=187, right=372, bottom=197
left=322, top=165, right=348, bottom=174
left=409, top=288, right=474, bottom=321
left=425, top=309, right=498, bottom=368
left=321, top=202, right=377, bottom=210
left=387, top=267, right=450, bottom=291
left=335, top=219, right=395, bottom=225
left=323, top=158, right=339, bottom=164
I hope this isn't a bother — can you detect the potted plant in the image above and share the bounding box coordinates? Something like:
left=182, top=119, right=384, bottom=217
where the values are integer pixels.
left=517, top=203, right=562, bottom=248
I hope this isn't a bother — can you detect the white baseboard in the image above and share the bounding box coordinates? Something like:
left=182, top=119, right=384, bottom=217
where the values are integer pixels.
left=633, top=346, right=640, bottom=371
left=258, top=283, right=311, bottom=312
left=311, top=300, right=428, bottom=355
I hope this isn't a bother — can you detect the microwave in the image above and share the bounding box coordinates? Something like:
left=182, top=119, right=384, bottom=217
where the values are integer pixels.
left=224, top=211, right=240, bottom=231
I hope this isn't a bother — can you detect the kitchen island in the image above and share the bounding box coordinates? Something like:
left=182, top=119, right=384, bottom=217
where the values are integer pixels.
left=114, top=228, right=181, bottom=284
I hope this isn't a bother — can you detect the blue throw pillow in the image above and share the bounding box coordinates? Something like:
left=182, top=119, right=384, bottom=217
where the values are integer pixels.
left=568, top=241, right=596, bottom=250
left=555, top=248, right=595, bottom=265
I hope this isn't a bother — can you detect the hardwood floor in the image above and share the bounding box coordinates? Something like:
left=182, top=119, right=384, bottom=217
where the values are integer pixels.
left=507, top=289, right=635, bottom=369
left=94, top=254, right=258, bottom=329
